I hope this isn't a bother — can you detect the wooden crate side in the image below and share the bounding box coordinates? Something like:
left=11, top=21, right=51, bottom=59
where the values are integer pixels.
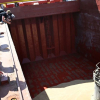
left=58, top=14, right=64, bottom=52
left=24, top=19, right=35, bottom=61
left=31, top=18, right=40, bottom=57
left=39, top=18, right=48, bottom=59
left=52, top=15, right=59, bottom=56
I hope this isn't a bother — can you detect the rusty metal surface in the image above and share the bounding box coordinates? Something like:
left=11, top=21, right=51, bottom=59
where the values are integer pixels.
left=5, top=2, right=80, bottom=20
left=80, top=0, right=100, bottom=17
left=9, top=14, right=76, bottom=63
left=74, top=0, right=100, bottom=63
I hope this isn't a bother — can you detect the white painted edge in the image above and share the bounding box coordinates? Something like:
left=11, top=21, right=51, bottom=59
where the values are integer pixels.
left=5, top=24, right=32, bottom=100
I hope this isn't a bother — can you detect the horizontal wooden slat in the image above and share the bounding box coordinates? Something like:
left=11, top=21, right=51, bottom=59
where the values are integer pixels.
left=5, top=2, right=80, bottom=20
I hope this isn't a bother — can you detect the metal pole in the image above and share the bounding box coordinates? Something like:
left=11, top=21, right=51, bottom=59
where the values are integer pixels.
left=93, top=62, right=100, bottom=100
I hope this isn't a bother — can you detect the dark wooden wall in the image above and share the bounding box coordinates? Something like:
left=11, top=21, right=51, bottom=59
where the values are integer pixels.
left=10, top=13, right=76, bottom=63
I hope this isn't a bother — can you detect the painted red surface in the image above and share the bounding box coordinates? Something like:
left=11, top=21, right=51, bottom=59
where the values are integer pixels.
left=75, top=0, right=100, bottom=64
left=53, top=15, right=59, bottom=56
left=6, top=3, right=15, bottom=8
left=22, top=54, right=95, bottom=98
left=10, top=14, right=76, bottom=63
left=5, top=2, right=80, bottom=20
left=8, top=1, right=98, bottom=99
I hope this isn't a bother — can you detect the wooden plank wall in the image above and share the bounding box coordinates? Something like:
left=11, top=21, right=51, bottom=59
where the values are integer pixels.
left=9, top=13, right=76, bottom=63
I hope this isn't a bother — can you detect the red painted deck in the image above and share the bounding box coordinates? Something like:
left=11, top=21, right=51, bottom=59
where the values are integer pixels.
left=22, top=53, right=95, bottom=98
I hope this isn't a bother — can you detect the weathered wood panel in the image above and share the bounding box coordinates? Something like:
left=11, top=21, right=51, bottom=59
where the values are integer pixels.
left=10, top=21, right=22, bottom=61
left=53, top=15, right=59, bottom=56
left=10, top=14, right=76, bottom=63
left=39, top=18, right=48, bottom=59
left=24, top=19, right=35, bottom=61
left=16, top=20, right=27, bottom=59
left=31, top=18, right=40, bottom=57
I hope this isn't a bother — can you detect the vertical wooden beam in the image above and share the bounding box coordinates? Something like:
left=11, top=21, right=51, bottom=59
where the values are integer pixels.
left=44, top=16, right=51, bottom=49
left=52, top=15, right=59, bottom=56
left=24, top=19, right=35, bottom=61
left=10, top=21, right=21, bottom=60
left=65, top=14, right=71, bottom=54
left=39, top=18, right=47, bottom=59
left=58, top=14, right=64, bottom=52
left=16, top=20, right=27, bottom=59
left=62, top=14, right=67, bottom=52
left=36, top=17, right=43, bottom=56
left=31, top=18, right=40, bottom=57
left=71, top=14, right=76, bottom=53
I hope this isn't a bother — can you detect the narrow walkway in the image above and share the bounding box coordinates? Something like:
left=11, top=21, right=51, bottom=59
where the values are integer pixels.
left=0, top=24, right=19, bottom=100
left=0, top=24, right=31, bottom=100
left=22, top=53, right=95, bottom=99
